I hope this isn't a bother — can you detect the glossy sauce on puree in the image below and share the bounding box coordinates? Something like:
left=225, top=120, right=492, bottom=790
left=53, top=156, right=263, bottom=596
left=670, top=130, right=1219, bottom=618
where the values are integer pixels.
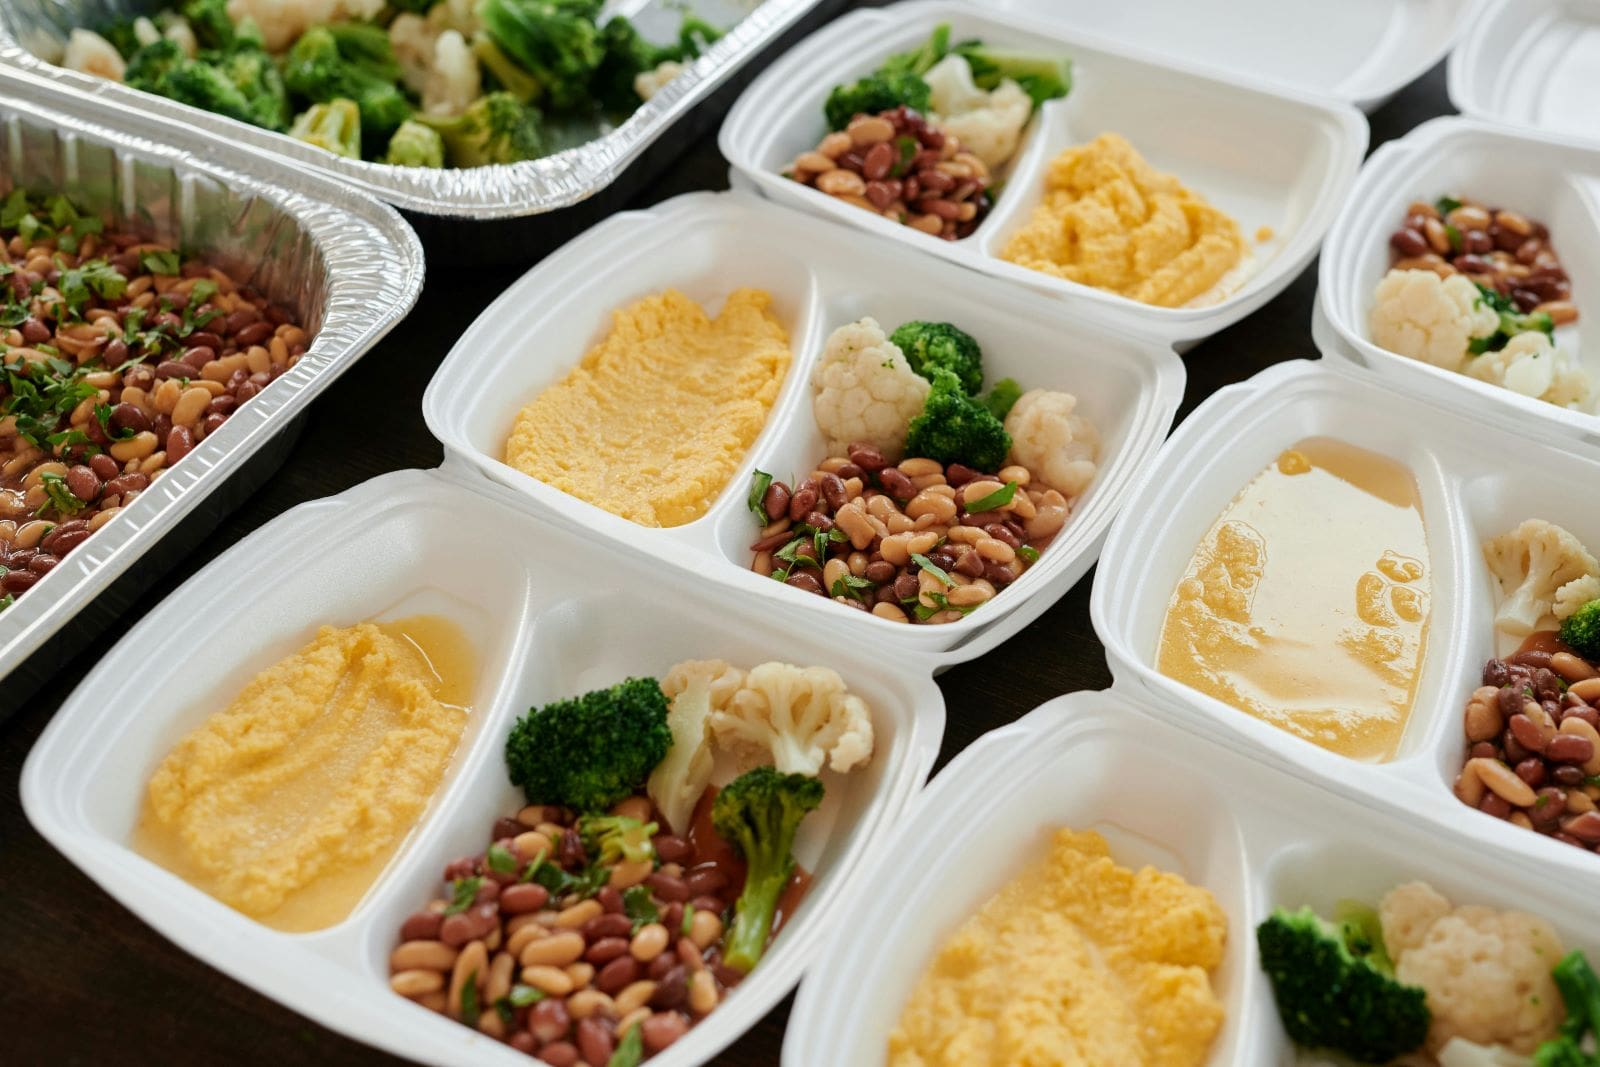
left=134, top=616, right=474, bottom=932
left=1157, top=438, right=1429, bottom=761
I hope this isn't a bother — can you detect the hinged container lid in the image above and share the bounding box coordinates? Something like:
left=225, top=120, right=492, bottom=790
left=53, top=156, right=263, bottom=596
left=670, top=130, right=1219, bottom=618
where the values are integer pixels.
left=1449, top=0, right=1600, bottom=144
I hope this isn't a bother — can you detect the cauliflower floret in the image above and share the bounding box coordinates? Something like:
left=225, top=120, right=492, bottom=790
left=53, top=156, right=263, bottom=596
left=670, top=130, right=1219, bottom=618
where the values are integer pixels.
left=923, top=54, right=1032, bottom=170
left=1482, top=519, right=1600, bottom=636
left=388, top=12, right=436, bottom=96
left=1370, top=268, right=1498, bottom=373
left=634, top=60, right=685, bottom=102
left=423, top=29, right=479, bottom=117
left=63, top=29, right=125, bottom=81
left=1380, top=881, right=1565, bottom=1055
left=426, top=0, right=480, bottom=38
left=1468, top=330, right=1595, bottom=411
left=1558, top=574, right=1600, bottom=622
left=811, top=317, right=931, bottom=462
left=647, top=659, right=746, bottom=835
left=1003, top=388, right=1100, bottom=498
left=1435, top=1037, right=1537, bottom=1067
left=226, top=0, right=386, bottom=53
left=161, top=15, right=199, bottom=58
left=710, top=662, right=874, bottom=776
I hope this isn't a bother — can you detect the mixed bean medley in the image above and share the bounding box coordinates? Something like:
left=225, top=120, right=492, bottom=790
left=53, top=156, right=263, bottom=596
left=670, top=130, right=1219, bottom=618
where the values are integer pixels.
left=1388, top=195, right=1576, bottom=323
left=390, top=797, right=753, bottom=1066
left=0, top=189, right=308, bottom=604
left=1456, top=643, right=1600, bottom=851
left=788, top=108, right=993, bottom=241
left=748, top=443, right=1066, bottom=624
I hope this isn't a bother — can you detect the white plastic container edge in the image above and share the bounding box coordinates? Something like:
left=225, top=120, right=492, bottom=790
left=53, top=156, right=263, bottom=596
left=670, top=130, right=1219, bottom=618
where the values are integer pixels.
left=21, top=465, right=957, bottom=1067
left=719, top=0, right=1369, bottom=346
left=423, top=188, right=1186, bottom=657
left=991, top=0, right=1487, bottom=111
left=1318, top=115, right=1600, bottom=451
left=1449, top=0, right=1600, bottom=146
left=1092, top=357, right=1600, bottom=888
left=785, top=690, right=1600, bottom=1065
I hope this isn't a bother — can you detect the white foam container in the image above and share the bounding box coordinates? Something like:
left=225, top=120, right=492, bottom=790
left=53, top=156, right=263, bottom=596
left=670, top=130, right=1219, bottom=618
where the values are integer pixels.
left=993, top=0, right=1484, bottom=112
left=1318, top=116, right=1600, bottom=448
left=1449, top=0, right=1600, bottom=145
left=423, top=190, right=1186, bottom=655
left=21, top=465, right=969, bottom=1067
left=1092, top=358, right=1600, bottom=885
left=718, top=0, right=1369, bottom=345
left=786, top=690, right=1600, bottom=1065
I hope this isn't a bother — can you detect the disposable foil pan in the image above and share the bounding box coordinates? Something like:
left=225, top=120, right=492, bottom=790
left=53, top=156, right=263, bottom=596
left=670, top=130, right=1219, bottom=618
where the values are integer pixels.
left=0, top=68, right=423, bottom=691
left=0, top=0, right=824, bottom=218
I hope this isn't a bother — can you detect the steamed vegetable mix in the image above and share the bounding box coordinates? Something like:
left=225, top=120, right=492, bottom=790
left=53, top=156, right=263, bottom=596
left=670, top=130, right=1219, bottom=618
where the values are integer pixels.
left=60, top=0, right=726, bottom=167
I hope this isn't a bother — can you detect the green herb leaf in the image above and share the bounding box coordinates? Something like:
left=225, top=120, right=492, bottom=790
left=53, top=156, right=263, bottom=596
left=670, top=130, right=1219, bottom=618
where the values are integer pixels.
left=519, top=848, right=548, bottom=884
left=890, top=134, right=919, bottom=178
left=459, top=969, right=480, bottom=1028
left=1444, top=223, right=1463, bottom=253
left=1435, top=196, right=1462, bottom=216
left=748, top=468, right=774, bottom=524
left=507, top=984, right=545, bottom=1008
left=830, top=574, right=876, bottom=602
left=1017, top=544, right=1041, bottom=563
left=141, top=249, right=181, bottom=276
left=606, top=1025, right=644, bottom=1067
left=38, top=471, right=86, bottom=517
left=910, top=552, right=954, bottom=587
left=444, top=876, right=482, bottom=916
left=486, top=843, right=518, bottom=874
left=681, top=903, right=696, bottom=938
left=623, top=885, right=660, bottom=933
left=964, top=481, right=1018, bottom=514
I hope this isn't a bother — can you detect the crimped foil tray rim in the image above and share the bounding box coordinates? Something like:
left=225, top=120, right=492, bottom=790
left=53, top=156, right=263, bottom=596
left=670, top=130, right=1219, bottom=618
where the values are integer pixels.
left=0, top=68, right=424, bottom=681
left=0, top=0, right=821, bottom=219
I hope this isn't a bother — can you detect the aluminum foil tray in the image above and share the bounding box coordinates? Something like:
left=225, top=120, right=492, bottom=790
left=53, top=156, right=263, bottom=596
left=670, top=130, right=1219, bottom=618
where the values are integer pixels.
left=0, top=0, right=822, bottom=218
left=0, top=67, right=423, bottom=687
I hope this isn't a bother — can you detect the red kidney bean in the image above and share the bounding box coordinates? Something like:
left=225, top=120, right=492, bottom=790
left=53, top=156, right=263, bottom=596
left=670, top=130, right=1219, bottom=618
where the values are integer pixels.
left=400, top=911, right=442, bottom=941
left=1, top=569, right=37, bottom=593
left=508, top=1031, right=537, bottom=1055
left=108, top=402, right=150, bottom=436
left=1548, top=734, right=1594, bottom=764
left=223, top=307, right=259, bottom=334
left=648, top=953, right=677, bottom=981
left=1509, top=714, right=1548, bottom=753
left=234, top=379, right=261, bottom=404
left=787, top=484, right=818, bottom=522
left=540, top=1042, right=579, bottom=1067
left=820, top=473, right=848, bottom=510
left=595, top=886, right=624, bottom=915
left=438, top=912, right=476, bottom=947
left=186, top=330, right=224, bottom=351
left=202, top=412, right=228, bottom=436
left=595, top=955, right=639, bottom=994
left=865, top=560, right=897, bottom=583
left=1515, top=758, right=1547, bottom=788
left=28, top=556, right=54, bottom=575
left=1390, top=228, right=1429, bottom=256
left=585, top=937, right=629, bottom=965
left=861, top=141, right=894, bottom=181
left=641, top=1011, right=689, bottom=1053
left=20, top=316, right=50, bottom=344
left=1479, top=791, right=1513, bottom=819
left=1552, top=765, right=1586, bottom=787
left=760, top=482, right=790, bottom=522
left=154, top=360, right=192, bottom=380
left=864, top=180, right=897, bottom=209
left=659, top=902, right=683, bottom=934
left=645, top=872, right=689, bottom=902
left=207, top=395, right=237, bottom=417
left=582, top=913, right=632, bottom=940
left=234, top=321, right=274, bottom=347
left=499, top=883, right=548, bottom=914
left=877, top=467, right=914, bottom=500
left=44, top=529, right=90, bottom=556
left=183, top=346, right=216, bottom=371
left=88, top=452, right=120, bottom=480
left=847, top=442, right=886, bottom=472
left=652, top=835, right=691, bottom=865
left=1563, top=812, right=1600, bottom=843
left=749, top=529, right=794, bottom=553
left=651, top=967, right=688, bottom=1009
left=64, top=465, right=100, bottom=502
left=165, top=425, right=195, bottom=464
left=575, top=1017, right=615, bottom=1066
left=785, top=572, right=824, bottom=595
left=892, top=572, right=920, bottom=601
left=684, top=868, right=727, bottom=898
left=102, top=472, right=149, bottom=499
left=805, top=511, right=833, bottom=531
left=528, top=998, right=571, bottom=1043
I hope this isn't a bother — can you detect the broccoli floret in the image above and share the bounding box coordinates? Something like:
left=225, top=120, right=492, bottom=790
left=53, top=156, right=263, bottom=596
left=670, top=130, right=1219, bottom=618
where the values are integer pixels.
left=282, top=26, right=412, bottom=147
left=952, top=41, right=1073, bottom=109
left=473, top=33, right=542, bottom=103
left=576, top=814, right=658, bottom=866
left=99, top=18, right=144, bottom=60
left=124, top=39, right=187, bottom=93
left=890, top=320, right=984, bottom=395
left=209, top=41, right=290, bottom=131
left=180, top=0, right=234, bottom=51
left=478, top=0, right=606, bottom=114
left=591, top=13, right=723, bottom=116
left=323, top=22, right=405, bottom=85
left=1472, top=282, right=1556, bottom=354
left=382, top=119, right=445, bottom=167
left=980, top=377, right=1023, bottom=421
left=288, top=99, right=361, bottom=159
left=904, top=367, right=1011, bottom=472
left=420, top=91, right=543, bottom=167
left=823, top=71, right=929, bottom=131
left=1534, top=951, right=1600, bottom=1067
left=1256, top=905, right=1431, bottom=1063
left=1560, top=600, right=1600, bottom=662
left=711, top=766, right=824, bottom=973
left=878, top=23, right=951, bottom=79
left=126, top=39, right=279, bottom=130
left=506, top=677, right=671, bottom=812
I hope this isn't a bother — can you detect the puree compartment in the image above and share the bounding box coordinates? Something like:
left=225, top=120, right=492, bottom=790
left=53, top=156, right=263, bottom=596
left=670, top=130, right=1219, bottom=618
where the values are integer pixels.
left=24, top=468, right=946, bottom=1067
left=427, top=191, right=1184, bottom=654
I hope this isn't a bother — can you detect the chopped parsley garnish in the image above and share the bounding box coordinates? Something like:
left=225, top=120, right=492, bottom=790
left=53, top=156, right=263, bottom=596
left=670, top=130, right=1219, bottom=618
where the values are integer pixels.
left=748, top=468, right=774, bottom=524
left=910, top=552, right=954, bottom=587
left=459, top=969, right=480, bottom=1027
left=1435, top=196, right=1462, bottom=216
left=831, top=573, right=875, bottom=601
left=38, top=471, right=86, bottom=516
left=140, top=249, right=181, bottom=276
left=507, top=984, right=544, bottom=1007
left=964, top=481, right=1018, bottom=514
left=443, top=876, right=483, bottom=915
left=486, top=842, right=518, bottom=874
left=1017, top=544, right=1041, bottom=563
left=681, top=903, right=696, bottom=938
left=623, top=885, right=659, bottom=933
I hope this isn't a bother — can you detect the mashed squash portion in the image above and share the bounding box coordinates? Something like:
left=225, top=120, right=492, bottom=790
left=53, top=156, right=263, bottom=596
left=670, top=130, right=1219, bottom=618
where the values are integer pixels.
left=1000, top=132, right=1247, bottom=308
left=138, top=619, right=471, bottom=931
left=889, top=828, right=1227, bottom=1067
left=504, top=288, right=791, bottom=527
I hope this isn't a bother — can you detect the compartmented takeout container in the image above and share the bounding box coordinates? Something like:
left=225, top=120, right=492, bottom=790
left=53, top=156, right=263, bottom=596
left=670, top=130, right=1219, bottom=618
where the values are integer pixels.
left=0, top=0, right=825, bottom=218
left=785, top=690, right=1600, bottom=1064
left=1093, top=358, right=1600, bottom=884
left=23, top=466, right=964, bottom=1067
left=424, top=189, right=1186, bottom=654
left=1318, top=116, right=1600, bottom=447
left=991, top=0, right=1483, bottom=112
left=1449, top=0, right=1600, bottom=145
left=0, top=69, right=422, bottom=688
left=719, top=0, right=1369, bottom=345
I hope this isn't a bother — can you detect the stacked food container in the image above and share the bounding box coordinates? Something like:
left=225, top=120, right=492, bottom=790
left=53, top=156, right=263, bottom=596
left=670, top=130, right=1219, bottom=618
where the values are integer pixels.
left=10, top=0, right=1599, bottom=1065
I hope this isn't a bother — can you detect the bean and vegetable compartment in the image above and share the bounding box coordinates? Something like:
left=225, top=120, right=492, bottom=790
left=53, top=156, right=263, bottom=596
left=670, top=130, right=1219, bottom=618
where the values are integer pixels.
left=733, top=4, right=1361, bottom=319
left=1371, top=193, right=1591, bottom=413
left=43, top=0, right=727, bottom=170
left=0, top=187, right=311, bottom=610
left=387, top=657, right=882, bottom=1066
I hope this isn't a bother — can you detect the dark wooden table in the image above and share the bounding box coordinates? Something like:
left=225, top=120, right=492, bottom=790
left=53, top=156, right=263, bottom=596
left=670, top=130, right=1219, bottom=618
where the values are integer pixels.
left=1, top=40, right=1455, bottom=1066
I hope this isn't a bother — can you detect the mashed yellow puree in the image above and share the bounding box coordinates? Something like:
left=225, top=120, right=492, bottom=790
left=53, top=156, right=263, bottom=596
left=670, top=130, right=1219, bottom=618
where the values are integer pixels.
left=504, top=288, right=790, bottom=527
left=136, top=617, right=472, bottom=932
left=889, top=828, right=1227, bottom=1067
left=1001, top=132, right=1247, bottom=308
